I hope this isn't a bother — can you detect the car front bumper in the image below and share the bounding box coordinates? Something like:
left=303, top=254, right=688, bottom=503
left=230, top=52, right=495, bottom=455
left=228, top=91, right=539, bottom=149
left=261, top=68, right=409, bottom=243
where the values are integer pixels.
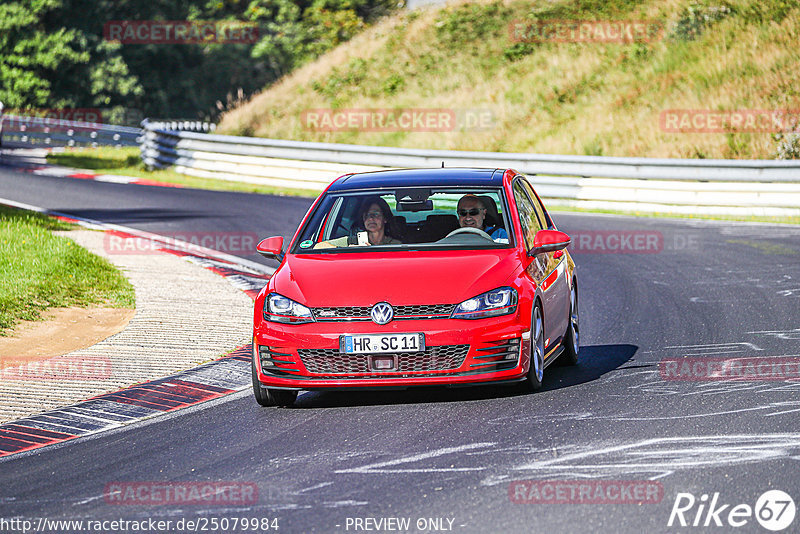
left=253, top=315, right=532, bottom=389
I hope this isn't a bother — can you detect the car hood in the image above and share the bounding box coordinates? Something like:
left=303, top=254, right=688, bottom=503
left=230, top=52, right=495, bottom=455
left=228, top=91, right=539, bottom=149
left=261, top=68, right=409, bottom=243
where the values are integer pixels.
left=271, top=250, right=520, bottom=307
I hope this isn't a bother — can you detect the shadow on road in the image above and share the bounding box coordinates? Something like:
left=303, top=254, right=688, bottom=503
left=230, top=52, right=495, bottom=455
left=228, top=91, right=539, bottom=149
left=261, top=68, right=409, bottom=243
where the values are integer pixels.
left=541, top=343, right=641, bottom=391
left=290, top=343, right=639, bottom=409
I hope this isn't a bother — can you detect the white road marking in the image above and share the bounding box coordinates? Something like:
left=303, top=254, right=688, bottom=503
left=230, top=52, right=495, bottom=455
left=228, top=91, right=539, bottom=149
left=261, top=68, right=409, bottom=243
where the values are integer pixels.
left=295, top=482, right=334, bottom=494
left=748, top=328, right=800, bottom=340
left=72, top=494, right=106, bottom=506
left=479, top=434, right=800, bottom=484
left=663, top=342, right=763, bottom=352
left=335, top=442, right=496, bottom=474
left=94, top=174, right=137, bottom=184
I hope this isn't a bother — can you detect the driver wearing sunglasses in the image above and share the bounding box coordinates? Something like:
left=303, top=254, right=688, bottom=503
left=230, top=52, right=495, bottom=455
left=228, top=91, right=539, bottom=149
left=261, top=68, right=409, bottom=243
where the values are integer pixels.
left=457, top=195, right=508, bottom=242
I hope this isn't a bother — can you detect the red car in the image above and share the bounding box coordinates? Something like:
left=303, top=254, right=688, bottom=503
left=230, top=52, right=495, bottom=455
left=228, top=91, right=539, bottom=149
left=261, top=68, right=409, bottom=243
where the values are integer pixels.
left=252, top=168, right=578, bottom=407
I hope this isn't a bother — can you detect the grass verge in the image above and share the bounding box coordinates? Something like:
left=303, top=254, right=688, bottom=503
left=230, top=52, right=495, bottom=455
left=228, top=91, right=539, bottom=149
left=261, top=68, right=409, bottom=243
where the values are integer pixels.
left=47, top=147, right=318, bottom=197
left=0, top=206, right=136, bottom=335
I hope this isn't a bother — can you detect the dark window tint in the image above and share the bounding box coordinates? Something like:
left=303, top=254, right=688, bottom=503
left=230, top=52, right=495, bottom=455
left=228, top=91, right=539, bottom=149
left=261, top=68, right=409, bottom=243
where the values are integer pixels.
left=512, top=180, right=543, bottom=249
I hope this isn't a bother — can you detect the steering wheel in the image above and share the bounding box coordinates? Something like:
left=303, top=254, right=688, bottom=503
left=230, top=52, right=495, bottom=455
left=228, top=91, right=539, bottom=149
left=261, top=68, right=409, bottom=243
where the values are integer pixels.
left=445, top=227, right=493, bottom=240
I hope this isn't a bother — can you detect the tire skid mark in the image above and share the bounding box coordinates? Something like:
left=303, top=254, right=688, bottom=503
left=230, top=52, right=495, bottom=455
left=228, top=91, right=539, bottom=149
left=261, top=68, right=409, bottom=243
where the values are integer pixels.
left=478, top=433, right=800, bottom=484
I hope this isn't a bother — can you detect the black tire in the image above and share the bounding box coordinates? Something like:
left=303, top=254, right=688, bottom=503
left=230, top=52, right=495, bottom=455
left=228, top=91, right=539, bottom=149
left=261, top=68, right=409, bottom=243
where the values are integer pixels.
left=266, top=388, right=298, bottom=408
left=521, top=303, right=545, bottom=391
left=252, top=354, right=298, bottom=407
left=559, top=282, right=579, bottom=366
left=252, top=354, right=272, bottom=406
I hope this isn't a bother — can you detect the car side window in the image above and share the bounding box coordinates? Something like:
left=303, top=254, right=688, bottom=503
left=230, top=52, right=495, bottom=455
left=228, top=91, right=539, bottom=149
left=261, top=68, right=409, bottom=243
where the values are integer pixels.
left=323, top=197, right=347, bottom=240
left=521, top=179, right=552, bottom=229
left=512, top=180, right=543, bottom=250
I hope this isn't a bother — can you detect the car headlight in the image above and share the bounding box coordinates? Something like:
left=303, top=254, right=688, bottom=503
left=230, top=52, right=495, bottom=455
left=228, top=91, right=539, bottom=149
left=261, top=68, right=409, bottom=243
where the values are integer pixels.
left=451, top=287, right=518, bottom=319
left=264, top=293, right=315, bottom=324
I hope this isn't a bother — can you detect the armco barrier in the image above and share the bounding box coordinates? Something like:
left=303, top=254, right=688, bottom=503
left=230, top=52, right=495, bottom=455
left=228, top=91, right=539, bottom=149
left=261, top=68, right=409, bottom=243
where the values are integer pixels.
left=0, top=116, right=215, bottom=149
left=139, top=120, right=800, bottom=216
left=1, top=114, right=142, bottom=148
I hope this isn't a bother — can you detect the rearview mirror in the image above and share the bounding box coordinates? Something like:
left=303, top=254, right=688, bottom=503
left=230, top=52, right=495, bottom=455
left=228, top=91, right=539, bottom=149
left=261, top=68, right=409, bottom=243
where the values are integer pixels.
left=256, top=236, right=284, bottom=260
left=395, top=188, right=433, bottom=212
left=397, top=199, right=434, bottom=212
left=529, top=229, right=571, bottom=255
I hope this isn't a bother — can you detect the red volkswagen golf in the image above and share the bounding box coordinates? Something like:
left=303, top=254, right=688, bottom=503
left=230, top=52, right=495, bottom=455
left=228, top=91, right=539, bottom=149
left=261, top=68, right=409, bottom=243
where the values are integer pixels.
left=252, top=168, right=578, bottom=406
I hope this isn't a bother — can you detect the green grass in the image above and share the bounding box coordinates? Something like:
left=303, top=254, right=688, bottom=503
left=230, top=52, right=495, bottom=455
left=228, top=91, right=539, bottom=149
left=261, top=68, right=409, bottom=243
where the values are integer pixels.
left=47, top=147, right=317, bottom=197
left=725, top=238, right=798, bottom=254
left=47, top=146, right=143, bottom=172
left=218, top=0, right=800, bottom=159
left=0, top=206, right=136, bottom=335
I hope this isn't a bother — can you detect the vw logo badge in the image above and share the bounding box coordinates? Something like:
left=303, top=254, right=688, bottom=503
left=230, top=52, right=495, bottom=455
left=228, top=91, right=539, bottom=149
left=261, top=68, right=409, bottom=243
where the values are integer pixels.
left=371, top=302, right=394, bottom=325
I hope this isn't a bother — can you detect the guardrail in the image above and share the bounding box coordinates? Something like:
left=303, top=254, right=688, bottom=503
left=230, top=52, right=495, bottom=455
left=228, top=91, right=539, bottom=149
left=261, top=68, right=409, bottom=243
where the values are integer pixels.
left=142, top=120, right=216, bottom=134
left=0, top=114, right=141, bottom=148
left=0, top=115, right=217, bottom=150
left=140, top=120, right=800, bottom=216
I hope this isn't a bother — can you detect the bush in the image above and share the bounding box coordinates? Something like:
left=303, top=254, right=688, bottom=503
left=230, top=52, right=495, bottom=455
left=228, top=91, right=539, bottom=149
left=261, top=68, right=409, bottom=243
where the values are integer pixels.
left=669, top=3, right=733, bottom=41
left=503, top=42, right=536, bottom=62
left=435, top=1, right=509, bottom=45
left=774, top=132, right=800, bottom=159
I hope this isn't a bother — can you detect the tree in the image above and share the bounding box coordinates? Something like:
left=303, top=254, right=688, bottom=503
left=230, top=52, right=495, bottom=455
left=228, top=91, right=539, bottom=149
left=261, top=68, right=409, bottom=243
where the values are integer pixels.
left=0, top=0, right=142, bottom=116
left=0, top=0, right=397, bottom=121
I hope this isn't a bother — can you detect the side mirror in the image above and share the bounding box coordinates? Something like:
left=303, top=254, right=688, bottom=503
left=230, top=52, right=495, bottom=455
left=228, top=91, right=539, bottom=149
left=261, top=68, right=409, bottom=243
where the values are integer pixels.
left=256, top=236, right=284, bottom=260
left=529, top=229, right=571, bottom=255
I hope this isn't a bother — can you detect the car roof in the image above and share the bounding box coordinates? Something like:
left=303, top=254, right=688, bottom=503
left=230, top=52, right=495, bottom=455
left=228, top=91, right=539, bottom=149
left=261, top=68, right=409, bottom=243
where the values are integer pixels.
left=328, top=168, right=507, bottom=192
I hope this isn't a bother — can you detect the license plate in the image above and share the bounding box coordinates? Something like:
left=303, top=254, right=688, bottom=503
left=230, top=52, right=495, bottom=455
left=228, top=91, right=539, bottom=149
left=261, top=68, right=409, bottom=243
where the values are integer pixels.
left=341, top=333, right=424, bottom=354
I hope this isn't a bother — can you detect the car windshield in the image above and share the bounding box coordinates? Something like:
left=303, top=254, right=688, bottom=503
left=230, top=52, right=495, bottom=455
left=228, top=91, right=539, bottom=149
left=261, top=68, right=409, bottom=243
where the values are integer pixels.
left=292, top=187, right=514, bottom=253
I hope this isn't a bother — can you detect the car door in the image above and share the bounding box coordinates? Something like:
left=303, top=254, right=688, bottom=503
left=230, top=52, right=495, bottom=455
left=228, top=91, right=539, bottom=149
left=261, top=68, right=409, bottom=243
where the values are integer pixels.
left=512, top=179, right=566, bottom=355
left=522, top=179, right=570, bottom=345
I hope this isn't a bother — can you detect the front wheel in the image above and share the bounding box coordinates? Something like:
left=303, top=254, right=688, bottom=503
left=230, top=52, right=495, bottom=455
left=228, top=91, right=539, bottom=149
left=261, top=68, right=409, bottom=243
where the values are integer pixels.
left=559, top=282, right=579, bottom=366
left=522, top=303, right=545, bottom=391
left=252, top=354, right=298, bottom=407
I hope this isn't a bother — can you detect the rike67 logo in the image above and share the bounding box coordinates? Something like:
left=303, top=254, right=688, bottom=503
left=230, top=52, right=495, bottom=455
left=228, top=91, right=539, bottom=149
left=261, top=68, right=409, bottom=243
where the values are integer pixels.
left=668, top=490, right=796, bottom=531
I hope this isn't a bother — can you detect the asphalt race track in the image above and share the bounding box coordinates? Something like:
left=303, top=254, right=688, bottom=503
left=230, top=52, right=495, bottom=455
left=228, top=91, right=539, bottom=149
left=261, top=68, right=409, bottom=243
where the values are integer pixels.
left=1, top=166, right=799, bottom=533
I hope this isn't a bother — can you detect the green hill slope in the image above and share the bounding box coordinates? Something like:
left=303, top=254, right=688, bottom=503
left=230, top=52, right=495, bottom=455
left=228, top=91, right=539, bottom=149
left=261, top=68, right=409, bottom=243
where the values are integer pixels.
left=218, top=0, right=800, bottom=159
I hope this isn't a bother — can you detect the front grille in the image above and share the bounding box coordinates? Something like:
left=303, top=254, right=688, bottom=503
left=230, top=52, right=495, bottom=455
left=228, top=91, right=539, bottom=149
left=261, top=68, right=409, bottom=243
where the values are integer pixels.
left=298, top=345, right=469, bottom=375
left=312, top=304, right=454, bottom=322
left=395, top=304, right=454, bottom=317
left=313, top=306, right=371, bottom=319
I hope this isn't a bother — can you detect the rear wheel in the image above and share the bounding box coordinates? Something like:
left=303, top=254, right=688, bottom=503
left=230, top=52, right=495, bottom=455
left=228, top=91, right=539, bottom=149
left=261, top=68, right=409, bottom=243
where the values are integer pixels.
left=252, top=354, right=298, bottom=407
left=560, top=282, right=579, bottom=366
left=522, top=304, right=545, bottom=391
